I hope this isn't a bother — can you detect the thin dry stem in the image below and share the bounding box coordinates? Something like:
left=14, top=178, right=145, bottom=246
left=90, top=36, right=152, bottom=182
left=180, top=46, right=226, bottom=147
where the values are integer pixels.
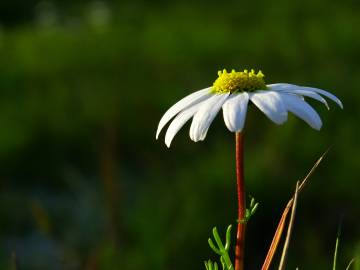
left=278, top=181, right=299, bottom=270
left=261, top=149, right=329, bottom=270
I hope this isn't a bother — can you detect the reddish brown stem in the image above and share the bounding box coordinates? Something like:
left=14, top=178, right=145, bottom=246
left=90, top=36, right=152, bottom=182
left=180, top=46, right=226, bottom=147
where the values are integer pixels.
left=235, top=132, right=246, bottom=270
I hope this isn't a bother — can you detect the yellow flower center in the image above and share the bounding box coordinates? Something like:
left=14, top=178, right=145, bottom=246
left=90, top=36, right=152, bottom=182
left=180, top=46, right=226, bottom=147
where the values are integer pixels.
left=212, top=69, right=266, bottom=93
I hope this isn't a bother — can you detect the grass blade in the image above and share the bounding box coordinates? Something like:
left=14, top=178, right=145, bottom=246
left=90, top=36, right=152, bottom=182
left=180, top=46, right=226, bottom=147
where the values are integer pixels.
left=345, top=258, right=357, bottom=270
left=333, top=234, right=340, bottom=270
left=333, top=218, right=344, bottom=270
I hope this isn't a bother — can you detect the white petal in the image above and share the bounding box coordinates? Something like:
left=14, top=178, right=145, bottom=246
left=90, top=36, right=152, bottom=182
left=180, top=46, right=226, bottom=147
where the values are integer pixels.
left=190, top=93, right=230, bottom=142
left=156, top=87, right=212, bottom=139
left=222, top=92, right=249, bottom=132
left=268, top=83, right=343, bottom=109
left=268, top=85, right=329, bottom=109
left=164, top=101, right=204, bottom=147
left=250, top=91, right=288, bottom=124
left=301, top=86, right=343, bottom=109
left=280, top=93, right=322, bottom=130
left=267, top=83, right=295, bottom=91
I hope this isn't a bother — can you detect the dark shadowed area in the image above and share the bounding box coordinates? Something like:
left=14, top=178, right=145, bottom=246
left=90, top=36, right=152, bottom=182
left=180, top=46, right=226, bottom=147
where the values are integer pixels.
left=0, top=1, right=359, bottom=269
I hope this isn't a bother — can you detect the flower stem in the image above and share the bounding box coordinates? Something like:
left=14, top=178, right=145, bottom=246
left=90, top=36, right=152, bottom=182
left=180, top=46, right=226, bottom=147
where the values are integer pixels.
left=235, top=132, right=246, bottom=270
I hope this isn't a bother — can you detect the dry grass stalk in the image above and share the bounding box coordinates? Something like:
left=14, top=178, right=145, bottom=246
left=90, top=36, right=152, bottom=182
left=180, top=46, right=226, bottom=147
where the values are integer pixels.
left=278, top=181, right=299, bottom=270
left=261, top=149, right=329, bottom=270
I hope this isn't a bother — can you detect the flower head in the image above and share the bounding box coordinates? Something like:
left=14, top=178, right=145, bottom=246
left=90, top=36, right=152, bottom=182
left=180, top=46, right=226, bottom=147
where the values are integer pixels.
left=212, top=69, right=266, bottom=93
left=156, top=69, right=343, bottom=147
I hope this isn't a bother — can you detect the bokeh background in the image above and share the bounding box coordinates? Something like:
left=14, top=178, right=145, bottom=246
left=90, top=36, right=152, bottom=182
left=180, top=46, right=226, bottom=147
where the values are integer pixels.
left=0, top=1, right=359, bottom=269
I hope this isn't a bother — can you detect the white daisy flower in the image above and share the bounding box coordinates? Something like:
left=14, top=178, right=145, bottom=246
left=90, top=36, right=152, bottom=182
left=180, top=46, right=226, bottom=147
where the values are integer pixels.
left=156, top=69, right=343, bottom=147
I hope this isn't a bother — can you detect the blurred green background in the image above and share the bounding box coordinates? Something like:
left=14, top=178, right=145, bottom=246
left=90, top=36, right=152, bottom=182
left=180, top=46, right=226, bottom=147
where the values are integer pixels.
left=0, top=1, right=359, bottom=269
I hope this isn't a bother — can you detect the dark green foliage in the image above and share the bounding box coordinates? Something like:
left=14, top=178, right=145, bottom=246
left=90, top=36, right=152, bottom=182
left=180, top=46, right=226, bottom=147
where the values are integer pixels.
left=0, top=1, right=359, bottom=269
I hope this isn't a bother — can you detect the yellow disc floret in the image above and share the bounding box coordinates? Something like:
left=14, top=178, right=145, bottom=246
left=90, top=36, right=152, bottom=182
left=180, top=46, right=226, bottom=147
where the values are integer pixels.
left=212, top=69, right=266, bottom=93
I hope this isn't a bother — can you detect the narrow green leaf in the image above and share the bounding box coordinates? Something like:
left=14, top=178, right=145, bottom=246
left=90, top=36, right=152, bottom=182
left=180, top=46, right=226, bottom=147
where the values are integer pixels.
left=225, top=225, right=232, bottom=251
left=204, top=260, right=209, bottom=270
left=220, top=257, right=226, bottom=270
left=251, top=202, right=259, bottom=215
left=250, top=197, right=255, bottom=208
left=212, top=227, right=225, bottom=251
left=208, top=238, right=222, bottom=255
